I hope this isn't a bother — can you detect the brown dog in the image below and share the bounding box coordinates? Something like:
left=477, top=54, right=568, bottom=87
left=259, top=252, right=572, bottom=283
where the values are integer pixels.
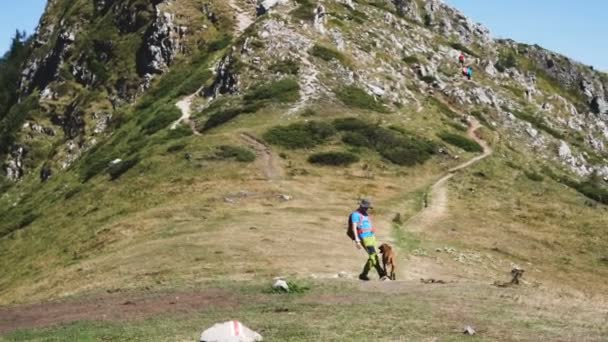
left=378, top=243, right=396, bottom=280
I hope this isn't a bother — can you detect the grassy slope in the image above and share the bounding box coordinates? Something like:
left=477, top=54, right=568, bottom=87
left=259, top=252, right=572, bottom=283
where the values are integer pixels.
left=1, top=1, right=607, bottom=340
left=2, top=280, right=607, bottom=341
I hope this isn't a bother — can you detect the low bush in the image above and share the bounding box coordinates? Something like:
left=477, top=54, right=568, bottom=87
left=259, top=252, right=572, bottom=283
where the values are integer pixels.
left=167, top=143, right=187, bottom=153
left=420, top=75, right=437, bottom=84
left=142, top=105, right=182, bottom=135
left=308, top=151, right=359, bottom=166
left=176, top=69, right=213, bottom=96
left=402, top=55, right=420, bottom=64
left=333, top=118, right=438, bottom=166
left=214, top=145, right=255, bottom=162
left=201, top=103, right=263, bottom=131
left=107, top=157, right=140, bottom=181
left=438, top=132, right=483, bottom=152
left=561, top=178, right=608, bottom=205
left=244, top=78, right=300, bottom=104
left=335, top=86, right=387, bottom=113
left=291, top=0, right=316, bottom=21
left=524, top=171, right=544, bottom=182
left=269, top=59, right=300, bottom=75
left=310, top=44, right=346, bottom=64
left=264, top=121, right=336, bottom=149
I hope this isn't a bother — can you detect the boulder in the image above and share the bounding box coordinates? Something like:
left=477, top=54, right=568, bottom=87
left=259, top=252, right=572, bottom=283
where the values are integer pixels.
left=272, top=279, right=289, bottom=292
left=200, top=321, right=263, bottom=342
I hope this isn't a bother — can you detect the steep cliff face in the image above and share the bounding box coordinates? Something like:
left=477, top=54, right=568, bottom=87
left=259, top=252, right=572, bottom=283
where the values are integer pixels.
left=2, top=0, right=232, bottom=181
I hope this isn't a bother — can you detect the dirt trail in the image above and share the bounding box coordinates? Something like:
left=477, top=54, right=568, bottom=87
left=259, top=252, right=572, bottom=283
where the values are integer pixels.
left=0, top=289, right=237, bottom=334
left=240, top=133, right=282, bottom=180
left=172, top=93, right=202, bottom=136
left=406, top=116, right=492, bottom=233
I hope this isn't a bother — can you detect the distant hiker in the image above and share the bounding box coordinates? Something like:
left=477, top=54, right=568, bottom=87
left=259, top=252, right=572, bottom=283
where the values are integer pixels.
left=459, top=52, right=465, bottom=66
left=466, top=66, right=473, bottom=80
left=349, top=199, right=385, bottom=281
left=462, top=66, right=468, bottom=78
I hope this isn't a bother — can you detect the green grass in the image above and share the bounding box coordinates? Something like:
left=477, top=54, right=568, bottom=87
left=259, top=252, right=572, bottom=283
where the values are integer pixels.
left=308, top=151, right=359, bottom=166
left=4, top=280, right=603, bottom=341
left=213, top=145, right=256, bottom=163
left=438, top=132, right=483, bottom=153
left=264, top=121, right=336, bottom=149
left=335, top=86, right=388, bottom=113
left=243, top=78, right=300, bottom=104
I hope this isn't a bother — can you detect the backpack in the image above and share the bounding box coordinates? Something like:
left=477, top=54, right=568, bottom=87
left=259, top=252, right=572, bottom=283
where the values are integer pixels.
left=346, top=212, right=357, bottom=241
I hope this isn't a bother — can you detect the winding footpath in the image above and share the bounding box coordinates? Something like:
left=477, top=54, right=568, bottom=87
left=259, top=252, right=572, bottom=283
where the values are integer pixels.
left=406, top=115, right=493, bottom=232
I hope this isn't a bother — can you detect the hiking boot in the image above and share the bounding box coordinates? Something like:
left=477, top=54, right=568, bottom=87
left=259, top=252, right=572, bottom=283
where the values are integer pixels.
left=358, top=274, right=370, bottom=281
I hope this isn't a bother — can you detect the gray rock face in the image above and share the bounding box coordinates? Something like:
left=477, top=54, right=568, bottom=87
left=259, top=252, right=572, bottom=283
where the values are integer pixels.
left=4, top=146, right=27, bottom=181
left=393, top=0, right=419, bottom=21
left=205, top=51, right=240, bottom=98
left=19, top=29, right=76, bottom=96
left=137, top=4, right=186, bottom=77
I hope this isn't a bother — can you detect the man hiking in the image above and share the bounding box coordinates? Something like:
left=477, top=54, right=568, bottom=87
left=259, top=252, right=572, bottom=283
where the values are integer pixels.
left=350, top=199, right=385, bottom=281
left=458, top=52, right=465, bottom=66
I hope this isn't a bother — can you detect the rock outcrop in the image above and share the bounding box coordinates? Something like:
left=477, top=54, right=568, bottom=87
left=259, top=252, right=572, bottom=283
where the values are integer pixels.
left=137, top=3, right=187, bottom=77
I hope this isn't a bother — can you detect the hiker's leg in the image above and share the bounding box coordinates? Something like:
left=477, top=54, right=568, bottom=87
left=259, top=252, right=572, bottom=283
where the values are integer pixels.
left=362, top=237, right=385, bottom=278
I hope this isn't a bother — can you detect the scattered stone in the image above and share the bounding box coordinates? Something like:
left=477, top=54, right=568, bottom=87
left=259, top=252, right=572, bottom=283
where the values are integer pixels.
left=109, top=159, right=123, bottom=166
left=200, top=321, right=263, bottom=342
left=272, top=279, right=289, bottom=292
left=338, top=271, right=350, bottom=278
left=463, top=325, right=476, bottom=335
left=279, top=194, right=292, bottom=201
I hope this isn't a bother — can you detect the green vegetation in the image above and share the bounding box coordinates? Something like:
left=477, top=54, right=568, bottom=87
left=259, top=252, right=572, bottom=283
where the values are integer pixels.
left=142, top=105, right=182, bottom=135
left=524, top=171, right=544, bottom=182
left=420, top=75, right=437, bottom=84
left=213, top=145, right=256, bottom=163
left=308, top=151, right=359, bottom=166
left=264, top=121, right=336, bottom=149
left=244, top=78, right=300, bottom=104
left=495, top=51, right=518, bottom=73
left=402, top=55, right=420, bottom=64
left=107, top=157, right=140, bottom=181
left=200, top=103, right=263, bottom=132
left=438, top=132, right=483, bottom=153
left=269, top=59, right=300, bottom=75
left=291, top=0, right=316, bottom=21
left=333, top=118, right=438, bottom=166
left=335, top=86, right=387, bottom=113
left=310, top=44, right=347, bottom=64
left=561, top=177, right=608, bottom=205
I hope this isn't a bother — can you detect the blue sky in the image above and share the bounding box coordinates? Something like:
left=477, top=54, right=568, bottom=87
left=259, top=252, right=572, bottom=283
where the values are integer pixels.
left=445, top=0, right=608, bottom=71
left=0, top=0, right=46, bottom=55
left=0, top=1, right=606, bottom=71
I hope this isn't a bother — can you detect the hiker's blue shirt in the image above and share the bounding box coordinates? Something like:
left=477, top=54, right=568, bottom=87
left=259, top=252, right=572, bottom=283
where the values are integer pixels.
left=351, top=211, right=374, bottom=239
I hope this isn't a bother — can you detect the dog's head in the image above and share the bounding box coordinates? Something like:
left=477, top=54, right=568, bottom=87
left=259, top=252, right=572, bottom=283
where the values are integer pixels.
left=379, top=243, right=391, bottom=254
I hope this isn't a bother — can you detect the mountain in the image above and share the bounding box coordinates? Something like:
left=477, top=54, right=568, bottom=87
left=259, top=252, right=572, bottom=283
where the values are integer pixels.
left=0, top=0, right=607, bottom=339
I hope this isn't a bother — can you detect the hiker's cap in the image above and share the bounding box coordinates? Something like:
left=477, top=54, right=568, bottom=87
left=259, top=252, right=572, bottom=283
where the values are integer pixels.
left=359, top=199, right=373, bottom=209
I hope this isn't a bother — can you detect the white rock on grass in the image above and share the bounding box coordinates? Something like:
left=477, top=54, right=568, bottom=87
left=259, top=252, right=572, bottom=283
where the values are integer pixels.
left=272, top=279, right=289, bottom=292
left=200, top=321, right=263, bottom=342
